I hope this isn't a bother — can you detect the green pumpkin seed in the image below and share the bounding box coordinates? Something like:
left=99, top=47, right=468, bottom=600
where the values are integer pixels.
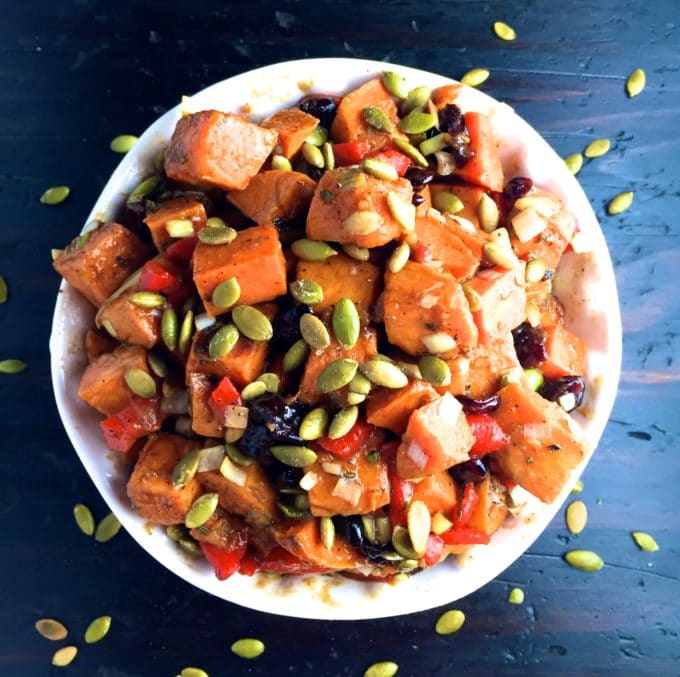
left=35, top=618, right=68, bottom=641
left=232, top=305, right=273, bottom=341
left=164, top=218, right=194, bottom=238
left=129, top=291, right=165, bottom=308
left=208, top=323, right=239, bottom=359
left=40, top=186, right=70, bottom=205
left=317, top=358, right=359, bottom=393
left=398, top=111, right=438, bottom=135
left=179, top=668, right=209, bottom=677
left=145, top=352, right=167, bottom=379
left=124, top=368, right=156, bottom=398
left=0, top=359, right=26, bottom=374
left=320, top=142, right=335, bottom=171
left=52, top=646, right=78, bottom=667
left=483, top=242, right=517, bottom=269
left=271, top=445, right=318, bottom=468
left=277, top=501, right=310, bottom=520
left=166, top=524, right=187, bottom=542
left=343, top=211, right=382, bottom=235
left=419, top=355, right=451, bottom=386
left=388, top=242, right=410, bottom=273
left=290, top=279, right=324, bottom=305
left=212, top=277, right=241, bottom=309
left=300, top=313, right=331, bottom=349
left=360, top=359, right=408, bottom=389
left=51, top=248, right=64, bottom=260
left=328, top=406, right=359, bottom=439
left=607, top=191, right=634, bottom=215
left=346, top=391, right=366, bottom=405
left=406, top=499, right=430, bottom=555
left=203, top=217, right=223, bottom=229
left=94, top=513, right=121, bottom=543
left=271, top=154, right=292, bottom=171
left=431, top=511, right=453, bottom=535
left=198, top=225, right=238, bottom=245
left=283, top=339, right=309, bottom=372
left=386, top=191, right=416, bottom=231
left=241, top=380, right=267, bottom=401
left=291, top=238, right=337, bottom=261
left=564, top=549, right=603, bottom=571
left=523, top=368, right=544, bottom=391
left=84, top=615, right=111, bottom=644
left=478, top=193, right=500, bottom=232
left=382, top=71, right=409, bottom=99
left=435, top=609, right=466, bottom=635
left=226, top=442, right=254, bottom=467
left=392, top=137, right=429, bottom=168
left=571, top=479, right=584, bottom=494
left=632, top=531, right=658, bottom=552
left=363, top=106, right=393, bottom=132
left=332, top=297, right=360, bottom=349
left=564, top=153, right=584, bottom=175
left=392, top=525, right=422, bottom=559
left=626, top=68, right=646, bottom=98
left=162, top=308, right=178, bottom=350
left=343, top=244, right=370, bottom=261
left=185, top=493, right=219, bottom=529
left=460, top=68, right=490, bottom=87
left=402, top=85, right=431, bottom=114
left=566, top=500, right=588, bottom=534
left=302, top=141, right=325, bottom=168
left=101, top=319, right=117, bottom=338
left=128, top=175, right=160, bottom=202
left=231, top=638, right=265, bottom=659
left=320, top=516, right=335, bottom=550
left=299, top=407, right=329, bottom=440
left=419, top=132, right=451, bottom=157
left=349, top=372, right=372, bottom=395
left=526, top=259, right=547, bottom=283
left=525, top=302, right=541, bottom=328
left=172, top=449, right=200, bottom=488
left=257, top=372, right=280, bottom=393
left=584, top=138, right=611, bottom=158
left=73, top=503, right=95, bottom=536
left=433, top=191, right=464, bottom=215
left=320, top=189, right=334, bottom=203
left=306, top=125, right=328, bottom=147
left=396, top=362, right=422, bottom=380
left=110, top=134, right=138, bottom=153
left=363, top=157, right=398, bottom=181
left=422, top=332, right=456, bottom=354
left=508, top=587, right=524, bottom=604
left=364, top=661, right=399, bottom=677
left=493, top=20, right=516, bottom=40
left=0, top=275, right=7, bottom=303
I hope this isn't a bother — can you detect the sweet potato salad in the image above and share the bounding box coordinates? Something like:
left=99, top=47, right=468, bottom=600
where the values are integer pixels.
left=53, top=72, right=588, bottom=581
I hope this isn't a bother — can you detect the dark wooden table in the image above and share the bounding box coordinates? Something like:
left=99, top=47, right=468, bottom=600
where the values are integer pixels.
left=2, top=1, right=678, bottom=675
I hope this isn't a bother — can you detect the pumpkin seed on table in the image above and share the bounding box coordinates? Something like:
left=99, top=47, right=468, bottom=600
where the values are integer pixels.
left=110, top=134, right=138, bottom=153
left=364, top=661, right=399, bottom=677
left=361, top=359, right=408, bottom=389
left=73, top=503, right=95, bottom=536
left=208, top=323, right=239, bottom=359
left=626, top=68, right=646, bottom=97
left=402, top=85, right=431, bottom=114
left=564, top=549, right=603, bottom=571
left=343, top=243, right=370, bottom=261
left=333, top=297, right=360, bottom=348
left=291, top=238, right=337, bottom=261
left=300, top=313, right=331, bottom=349
left=584, top=138, right=611, bottom=158
left=94, top=513, right=121, bottom=543
left=363, top=106, right=393, bottom=132
left=232, top=305, right=273, bottom=341
left=257, top=372, right=280, bottom=393
left=571, top=479, right=584, bottom=494
left=52, top=646, right=78, bottom=667
left=302, top=141, right=325, bottom=168
left=290, top=279, right=324, bottom=305
left=0, top=275, right=7, bottom=303
left=478, top=193, right=500, bottom=232
left=241, top=380, right=267, bottom=401
left=185, top=492, right=219, bottom=529
left=508, top=587, right=525, bottom=604
left=317, top=358, right=359, bottom=393
left=198, top=225, right=237, bottom=245
left=564, top=153, right=584, bottom=175
left=632, top=531, right=659, bottom=552
left=607, top=191, right=634, bottom=215
left=392, top=137, right=428, bottom=168
left=299, top=407, right=329, bottom=440
left=161, top=308, right=178, bottom=349
left=35, top=618, right=68, bottom=641
left=363, top=157, right=398, bottom=181
left=271, top=445, right=317, bottom=468
left=40, top=186, right=70, bottom=205
left=328, top=406, right=359, bottom=440
left=398, top=111, right=438, bottom=135
left=435, top=609, right=466, bottom=635
left=419, top=355, right=451, bottom=386
left=124, top=368, right=156, bottom=398
left=0, top=359, right=27, bottom=374
left=84, top=615, right=111, bottom=644
left=283, top=338, right=309, bottom=372
left=212, top=277, right=241, bottom=309
left=172, top=449, right=200, bottom=488
left=493, top=21, right=516, bottom=40
left=566, top=500, right=588, bottom=534
left=179, top=668, right=209, bottom=677
left=387, top=191, right=416, bottom=231
left=388, top=242, right=410, bottom=273
left=231, top=638, right=265, bottom=659
left=382, top=70, right=409, bottom=99
left=461, top=68, right=490, bottom=87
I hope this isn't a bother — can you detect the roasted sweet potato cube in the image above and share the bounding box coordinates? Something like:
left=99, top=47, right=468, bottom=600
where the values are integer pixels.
left=95, top=291, right=161, bottom=349
left=396, top=393, right=475, bottom=479
left=261, top=108, right=319, bottom=158
left=296, top=253, right=381, bottom=315
left=189, top=507, right=247, bottom=550
left=444, top=211, right=489, bottom=260
left=53, top=222, right=152, bottom=308
left=197, top=461, right=278, bottom=528
left=164, top=110, right=277, bottom=191
left=306, top=167, right=413, bottom=248
left=188, top=372, right=223, bottom=437
left=227, top=170, right=316, bottom=225
left=526, top=279, right=564, bottom=327
left=467, top=475, right=509, bottom=535
left=84, top=329, right=117, bottom=362
left=491, top=383, right=585, bottom=503
left=383, top=261, right=478, bottom=357
left=143, top=197, right=207, bottom=252
left=78, top=344, right=152, bottom=415
left=513, top=209, right=577, bottom=274
left=412, top=471, right=458, bottom=516
left=193, top=223, right=287, bottom=316
left=541, top=324, right=585, bottom=379
left=455, top=112, right=504, bottom=192
left=429, top=183, right=486, bottom=233
left=366, top=380, right=439, bottom=435
left=127, top=433, right=202, bottom=525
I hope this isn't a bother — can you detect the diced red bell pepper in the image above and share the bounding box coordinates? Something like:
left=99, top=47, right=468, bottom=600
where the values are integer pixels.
left=318, top=420, right=373, bottom=460
left=421, top=533, right=444, bottom=567
left=369, top=148, right=412, bottom=177
left=208, top=376, right=242, bottom=424
left=258, top=547, right=332, bottom=575
left=138, top=259, right=192, bottom=306
left=440, top=526, right=491, bottom=546
left=100, top=396, right=164, bottom=453
left=466, top=413, right=510, bottom=457
left=389, top=473, right=414, bottom=528
left=412, top=242, right=432, bottom=262
left=333, top=142, right=370, bottom=166
left=238, top=550, right=259, bottom=577
left=454, top=482, right=479, bottom=528
left=200, top=540, right=247, bottom=581
left=165, top=235, right=197, bottom=263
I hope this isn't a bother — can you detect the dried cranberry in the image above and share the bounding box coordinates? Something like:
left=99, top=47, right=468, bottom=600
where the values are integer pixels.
left=512, top=322, right=548, bottom=368
left=299, top=96, right=338, bottom=129
left=449, top=141, right=475, bottom=168
left=540, top=376, right=586, bottom=410
left=405, top=167, right=435, bottom=190
left=438, top=104, right=466, bottom=135
left=271, top=296, right=310, bottom=351
left=277, top=466, right=303, bottom=491
left=412, top=193, right=425, bottom=207
left=505, top=177, right=533, bottom=201
left=307, top=166, right=324, bottom=182
left=332, top=516, right=364, bottom=549
left=456, top=395, right=500, bottom=415
left=450, top=459, right=489, bottom=485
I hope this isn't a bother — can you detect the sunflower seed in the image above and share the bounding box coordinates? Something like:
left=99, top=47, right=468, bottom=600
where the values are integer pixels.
left=607, top=191, right=634, bottom=215
left=388, top=242, right=410, bottom=273
left=94, top=513, right=121, bottom=543
left=0, top=359, right=26, bottom=374
left=299, top=407, right=329, bottom=440
left=212, top=277, right=241, bottom=309
left=343, top=244, right=370, bottom=261
left=290, top=279, right=324, bottom=305
left=73, top=503, right=95, bottom=536
left=110, top=134, right=138, bottom=153
left=271, top=154, right=292, bottom=171
left=271, top=445, right=317, bottom=468
left=317, top=358, right=359, bottom=393
left=433, top=191, right=464, bottom=214
left=232, top=305, right=273, bottom=341
left=564, top=549, right=603, bottom=571
left=198, top=225, right=238, bottom=245
left=328, top=406, right=359, bottom=439
left=172, top=449, right=200, bottom=488
left=185, top=493, right=219, bottom=529
left=584, top=138, right=611, bottom=158
left=360, top=359, right=408, bottom=389
left=362, top=157, right=398, bottom=181
left=332, top=297, right=360, bottom=349
left=626, top=68, right=646, bottom=98
left=85, top=616, right=111, bottom=644
left=162, top=308, right=178, bottom=350
left=564, top=153, right=584, bottom=175
left=35, top=618, right=68, bottom=641
left=387, top=191, right=416, bottom=231
left=306, top=126, right=328, bottom=146
left=435, top=609, right=466, bottom=634
left=302, top=141, right=325, bottom=168
left=40, top=186, right=70, bottom=205
left=52, top=646, right=78, bottom=667
left=478, top=193, right=500, bottom=232
left=406, top=499, right=430, bottom=555
left=283, top=338, right=309, bottom=372
left=291, top=238, right=337, bottom=261
left=364, top=661, right=399, bottom=677
left=419, top=355, right=451, bottom=386
left=382, top=71, right=409, bottom=99
left=460, top=68, right=490, bottom=87
left=493, top=21, right=516, bottom=40
left=566, top=500, right=588, bottom=534
left=363, top=106, right=393, bottom=132
left=632, top=531, right=658, bottom=552
left=398, top=111, right=438, bottom=135
left=525, top=259, right=547, bottom=283
left=124, top=368, right=156, bottom=398
left=392, top=137, right=429, bottom=167
left=231, top=638, right=265, bottom=659
left=508, top=587, right=524, bottom=604
left=402, top=85, right=431, bottom=114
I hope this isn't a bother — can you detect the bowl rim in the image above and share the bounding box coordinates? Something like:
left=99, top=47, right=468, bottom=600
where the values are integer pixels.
left=49, top=57, right=622, bottom=620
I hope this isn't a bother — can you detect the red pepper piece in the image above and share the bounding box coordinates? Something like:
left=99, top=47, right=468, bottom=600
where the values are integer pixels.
left=258, top=547, right=332, bottom=575
left=466, top=413, right=510, bottom=457
left=421, top=533, right=444, bottom=567
left=318, top=420, right=373, bottom=460
left=208, top=376, right=242, bottom=423
left=165, top=235, right=198, bottom=263
left=440, top=526, right=491, bottom=545
left=138, top=259, right=191, bottom=306
left=369, top=148, right=412, bottom=176
left=238, top=550, right=259, bottom=577
left=389, top=473, right=414, bottom=528
left=100, top=396, right=164, bottom=453
left=333, top=142, right=370, bottom=166
left=200, top=540, right=247, bottom=581
left=412, top=242, right=432, bottom=262
left=454, top=482, right=479, bottom=528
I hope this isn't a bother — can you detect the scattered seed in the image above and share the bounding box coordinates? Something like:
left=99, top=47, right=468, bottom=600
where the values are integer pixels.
left=435, top=609, right=466, bottom=635
left=564, top=153, right=584, bottom=175
left=208, top=323, right=239, bottom=359
left=179, top=668, right=209, bottom=677
left=0, top=275, right=7, bottom=303
left=322, top=142, right=335, bottom=170
left=225, top=442, right=254, bottom=467
left=571, top=479, right=584, bottom=494
left=607, top=191, right=634, bottom=215
left=388, top=242, right=410, bottom=273
left=391, top=525, right=422, bottom=559
left=328, top=406, right=359, bottom=440
left=584, top=138, right=611, bottom=158
left=349, top=372, right=372, bottom=395
left=291, top=238, right=337, bottom=261
left=406, top=500, right=431, bottom=555
left=40, top=186, right=70, bottom=205
left=271, top=154, right=292, bottom=171
left=52, top=646, right=78, bottom=667
left=343, top=244, right=370, bottom=261
left=462, top=284, right=482, bottom=312
left=271, top=445, right=318, bottom=468
left=343, top=210, right=382, bottom=235
left=212, top=277, right=241, bottom=309
left=364, top=661, right=399, bottom=677
left=232, top=305, right=273, bottom=341
left=508, top=587, right=524, bottom=604
left=564, top=549, right=603, bottom=571
left=460, top=68, right=490, bottom=87
left=185, top=492, right=219, bottom=529
left=632, top=531, right=658, bottom=552
left=317, top=358, right=359, bottom=393
left=419, top=355, right=451, bottom=386
left=110, top=134, right=138, bottom=153
left=419, top=132, right=451, bottom=157
left=397, top=362, right=422, bottom=380
left=129, top=291, right=165, bottom=309
left=483, top=242, right=517, bottom=269
left=478, top=193, right=500, bottom=232
left=198, top=225, right=238, bottom=245
left=300, top=313, right=331, bottom=349
left=172, top=449, right=200, bottom=488
left=332, top=297, right=360, bottom=349
left=0, top=359, right=26, bottom=374
left=346, top=391, right=366, bottom=405
left=101, top=319, right=117, bottom=338
left=241, top=380, right=267, bottom=401
left=422, top=332, right=456, bottom=354
left=387, top=191, right=416, bottom=231
left=283, top=338, right=309, bottom=372
left=302, top=141, right=325, bottom=168
left=94, top=513, right=121, bottom=543
left=35, top=618, right=68, bottom=641
left=525, top=259, right=547, bottom=283
left=363, top=106, right=393, bottom=133
left=162, top=308, right=178, bottom=350
left=382, top=71, right=409, bottom=99
left=128, top=175, right=160, bottom=202
left=402, top=85, right=431, bottom=114
left=626, top=68, right=646, bottom=98
left=363, top=157, right=398, bottom=181
left=300, top=407, right=329, bottom=440
left=306, top=126, right=328, bottom=147
left=257, top=372, right=280, bottom=393
left=398, top=111, right=438, bottom=135
left=566, top=500, right=588, bottom=534
left=73, top=503, right=95, bottom=536
left=392, top=137, right=429, bottom=167
left=320, top=515, right=335, bottom=550
left=231, top=638, right=265, bottom=659
left=124, top=367, right=156, bottom=398
left=493, top=21, right=516, bottom=40
left=290, top=279, right=324, bottom=305
left=84, top=616, right=111, bottom=644
left=360, top=359, right=408, bottom=389
left=433, top=191, right=464, bottom=215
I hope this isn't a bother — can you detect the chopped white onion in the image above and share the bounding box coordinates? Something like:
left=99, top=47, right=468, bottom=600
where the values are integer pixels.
left=198, top=445, right=226, bottom=472
left=434, top=150, right=456, bottom=176
left=558, top=392, right=577, bottom=412
left=322, top=462, right=343, bottom=476
left=194, top=312, right=216, bottom=331
left=521, top=422, right=552, bottom=439
left=405, top=439, right=428, bottom=470
left=299, top=471, right=318, bottom=491
left=512, top=207, right=548, bottom=242
left=332, top=477, right=361, bottom=506
left=514, top=195, right=560, bottom=218
left=220, top=455, right=247, bottom=486
left=224, top=405, right=249, bottom=429
left=418, top=293, right=439, bottom=309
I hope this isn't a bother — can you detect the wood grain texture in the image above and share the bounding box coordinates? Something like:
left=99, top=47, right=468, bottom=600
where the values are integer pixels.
left=0, top=1, right=678, bottom=675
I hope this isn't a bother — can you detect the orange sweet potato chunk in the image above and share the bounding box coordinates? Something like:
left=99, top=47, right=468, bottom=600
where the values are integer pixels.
left=511, top=209, right=577, bottom=273
left=187, top=372, right=223, bottom=437
left=307, top=167, right=413, bottom=248
left=227, top=170, right=316, bottom=225
left=193, top=223, right=286, bottom=316
left=84, top=329, right=117, bottom=362
left=261, top=108, right=319, bottom=158
left=95, top=291, right=161, bottom=349
left=455, top=112, right=504, bottom=192
left=541, top=324, right=585, bottom=379
left=165, top=110, right=278, bottom=191
left=467, top=475, right=509, bottom=535
left=526, top=279, right=564, bottom=327
left=430, top=183, right=485, bottom=232
left=143, top=198, right=207, bottom=252
left=430, top=84, right=463, bottom=110
left=412, top=471, right=458, bottom=516
left=366, top=380, right=439, bottom=435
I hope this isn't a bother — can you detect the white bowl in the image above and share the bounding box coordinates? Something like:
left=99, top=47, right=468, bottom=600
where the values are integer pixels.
left=49, top=58, right=622, bottom=620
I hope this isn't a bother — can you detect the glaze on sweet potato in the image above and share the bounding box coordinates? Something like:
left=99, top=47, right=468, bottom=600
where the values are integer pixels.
left=430, top=183, right=485, bottom=233
left=95, top=290, right=161, bottom=349
left=366, top=380, right=439, bottom=435
left=412, top=471, right=458, bottom=516
left=189, top=507, right=247, bottom=550
left=467, top=475, right=509, bottom=535
left=261, top=108, right=319, bottom=158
